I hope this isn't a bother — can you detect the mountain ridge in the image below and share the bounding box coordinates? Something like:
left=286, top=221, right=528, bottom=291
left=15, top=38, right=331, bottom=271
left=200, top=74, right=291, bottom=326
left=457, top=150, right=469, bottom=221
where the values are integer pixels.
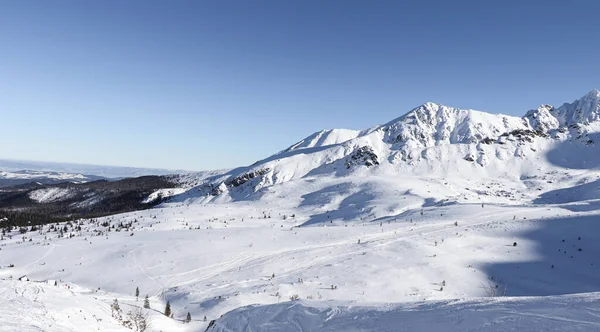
left=180, top=90, right=600, bottom=203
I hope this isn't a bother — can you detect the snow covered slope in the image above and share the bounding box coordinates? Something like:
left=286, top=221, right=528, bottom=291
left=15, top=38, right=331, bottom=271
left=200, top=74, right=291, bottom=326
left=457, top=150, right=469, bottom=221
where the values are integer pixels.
left=177, top=90, right=600, bottom=207
left=284, top=129, right=363, bottom=152
left=2, top=90, right=600, bottom=332
left=209, top=293, right=600, bottom=332
left=0, top=279, right=129, bottom=332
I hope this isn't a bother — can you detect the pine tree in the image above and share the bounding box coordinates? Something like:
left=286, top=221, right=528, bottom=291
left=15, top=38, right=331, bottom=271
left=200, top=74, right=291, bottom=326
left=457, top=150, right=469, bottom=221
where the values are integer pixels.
left=111, top=298, right=122, bottom=321
left=186, top=312, right=192, bottom=323
left=126, top=308, right=148, bottom=332
left=164, top=301, right=171, bottom=317
left=135, top=287, right=140, bottom=300
left=143, top=295, right=150, bottom=309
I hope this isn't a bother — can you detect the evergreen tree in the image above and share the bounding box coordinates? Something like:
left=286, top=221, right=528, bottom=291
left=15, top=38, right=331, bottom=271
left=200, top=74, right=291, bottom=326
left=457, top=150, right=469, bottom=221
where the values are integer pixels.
left=111, top=299, right=122, bottom=321
left=164, top=301, right=171, bottom=317
left=135, top=286, right=140, bottom=299
left=186, top=312, right=192, bottom=323
left=143, top=295, right=150, bottom=309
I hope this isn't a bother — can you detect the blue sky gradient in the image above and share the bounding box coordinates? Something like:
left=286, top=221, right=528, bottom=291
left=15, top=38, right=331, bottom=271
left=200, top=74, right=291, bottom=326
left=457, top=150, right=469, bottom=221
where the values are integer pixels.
left=1, top=0, right=599, bottom=170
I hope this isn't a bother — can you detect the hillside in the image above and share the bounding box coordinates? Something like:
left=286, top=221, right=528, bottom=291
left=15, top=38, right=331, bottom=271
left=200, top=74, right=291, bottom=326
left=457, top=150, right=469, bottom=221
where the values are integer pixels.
left=1, top=90, right=600, bottom=331
left=179, top=90, right=600, bottom=206
left=209, top=293, right=600, bottom=332
left=0, top=175, right=194, bottom=226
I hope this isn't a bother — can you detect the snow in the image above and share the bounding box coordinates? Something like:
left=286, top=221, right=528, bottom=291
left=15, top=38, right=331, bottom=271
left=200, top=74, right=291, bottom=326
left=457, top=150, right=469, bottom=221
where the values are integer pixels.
left=0, top=279, right=129, bottom=332
left=29, top=187, right=76, bottom=203
left=210, top=293, right=600, bottom=331
left=552, top=89, right=600, bottom=127
left=2, top=198, right=600, bottom=331
left=284, top=129, right=363, bottom=152
left=1, top=90, right=600, bottom=331
left=0, top=170, right=89, bottom=181
left=142, top=188, right=187, bottom=204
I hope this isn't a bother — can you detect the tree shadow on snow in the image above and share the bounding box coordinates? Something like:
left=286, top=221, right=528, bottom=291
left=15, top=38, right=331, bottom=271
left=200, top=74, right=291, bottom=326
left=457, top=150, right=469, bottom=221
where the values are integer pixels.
left=480, top=215, right=600, bottom=296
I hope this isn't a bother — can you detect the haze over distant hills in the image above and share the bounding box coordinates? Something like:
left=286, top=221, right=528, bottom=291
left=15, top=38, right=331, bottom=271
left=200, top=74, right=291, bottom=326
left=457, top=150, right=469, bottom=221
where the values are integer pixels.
left=0, top=158, right=191, bottom=179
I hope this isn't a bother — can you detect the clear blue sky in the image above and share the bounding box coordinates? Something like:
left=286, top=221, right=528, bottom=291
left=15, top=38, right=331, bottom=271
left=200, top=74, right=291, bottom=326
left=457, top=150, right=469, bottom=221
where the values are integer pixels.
left=1, top=1, right=598, bottom=171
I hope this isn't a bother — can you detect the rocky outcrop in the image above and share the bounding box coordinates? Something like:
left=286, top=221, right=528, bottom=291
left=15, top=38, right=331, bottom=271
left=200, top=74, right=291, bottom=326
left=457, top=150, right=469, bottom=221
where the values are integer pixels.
left=345, top=146, right=379, bottom=169
left=226, top=168, right=270, bottom=188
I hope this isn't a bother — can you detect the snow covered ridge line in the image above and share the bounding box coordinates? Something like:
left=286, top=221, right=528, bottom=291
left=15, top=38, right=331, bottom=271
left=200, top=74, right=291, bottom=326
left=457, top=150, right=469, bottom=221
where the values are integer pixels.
left=186, top=89, right=600, bottom=200
left=208, top=293, right=600, bottom=332
left=284, top=89, right=600, bottom=152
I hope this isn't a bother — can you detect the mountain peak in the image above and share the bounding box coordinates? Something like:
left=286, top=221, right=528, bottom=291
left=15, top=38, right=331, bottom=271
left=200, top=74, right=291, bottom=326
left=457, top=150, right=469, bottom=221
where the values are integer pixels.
left=421, top=101, right=443, bottom=109
left=551, top=89, right=600, bottom=127
left=583, top=89, right=600, bottom=99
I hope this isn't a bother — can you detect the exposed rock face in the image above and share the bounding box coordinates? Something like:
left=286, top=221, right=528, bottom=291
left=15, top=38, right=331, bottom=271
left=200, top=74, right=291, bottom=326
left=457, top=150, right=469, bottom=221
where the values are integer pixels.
left=345, top=146, right=379, bottom=169
left=226, top=168, right=270, bottom=187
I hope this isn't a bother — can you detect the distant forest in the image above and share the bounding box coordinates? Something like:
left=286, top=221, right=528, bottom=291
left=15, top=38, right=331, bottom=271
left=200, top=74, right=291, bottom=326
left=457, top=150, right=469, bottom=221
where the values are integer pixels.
left=0, top=176, right=178, bottom=228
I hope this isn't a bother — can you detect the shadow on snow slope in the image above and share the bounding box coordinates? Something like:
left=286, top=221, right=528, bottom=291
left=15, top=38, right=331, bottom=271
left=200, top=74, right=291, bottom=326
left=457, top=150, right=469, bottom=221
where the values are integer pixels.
left=546, top=132, right=600, bottom=170
left=481, top=215, right=600, bottom=296
left=298, top=183, right=376, bottom=227
left=208, top=293, right=600, bottom=332
left=533, top=178, right=600, bottom=211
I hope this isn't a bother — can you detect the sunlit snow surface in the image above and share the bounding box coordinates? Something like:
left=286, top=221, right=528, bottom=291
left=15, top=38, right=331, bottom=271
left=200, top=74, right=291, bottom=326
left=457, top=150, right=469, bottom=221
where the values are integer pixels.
left=2, top=91, right=600, bottom=331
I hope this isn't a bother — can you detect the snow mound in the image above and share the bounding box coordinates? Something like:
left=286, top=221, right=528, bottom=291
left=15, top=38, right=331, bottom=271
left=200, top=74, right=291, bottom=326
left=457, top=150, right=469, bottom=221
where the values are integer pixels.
left=209, top=293, right=600, bottom=332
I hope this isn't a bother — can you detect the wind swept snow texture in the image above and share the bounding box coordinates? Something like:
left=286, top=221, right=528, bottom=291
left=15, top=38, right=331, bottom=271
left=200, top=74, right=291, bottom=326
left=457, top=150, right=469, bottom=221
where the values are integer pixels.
left=209, top=294, right=600, bottom=332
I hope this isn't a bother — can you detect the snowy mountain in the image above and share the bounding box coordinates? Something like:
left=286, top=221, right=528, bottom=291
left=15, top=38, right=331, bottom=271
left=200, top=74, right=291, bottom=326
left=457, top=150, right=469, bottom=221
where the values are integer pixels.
left=180, top=90, right=600, bottom=205
left=2, top=90, right=600, bottom=332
